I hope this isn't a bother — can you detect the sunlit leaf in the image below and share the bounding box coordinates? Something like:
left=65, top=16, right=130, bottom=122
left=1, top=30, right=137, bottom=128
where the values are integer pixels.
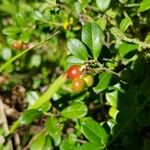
left=82, top=22, right=104, bottom=60
left=139, top=0, right=150, bottom=12
left=61, top=102, right=88, bottom=119
left=19, top=109, right=42, bottom=125
left=81, top=118, right=108, bottom=145
left=119, top=17, right=132, bottom=32
left=68, top=39, right=88, bottom=61
left=94, top=72, right=112, bottom=93
left=96, top=0, right=111, bottom=11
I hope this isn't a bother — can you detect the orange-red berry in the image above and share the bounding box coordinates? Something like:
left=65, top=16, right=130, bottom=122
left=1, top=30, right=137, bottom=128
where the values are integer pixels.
left=71, top=78, right=85, bottom=92
left=67, top=65, right=81, bottom=79
left=12, top=41, right=23, bottom=50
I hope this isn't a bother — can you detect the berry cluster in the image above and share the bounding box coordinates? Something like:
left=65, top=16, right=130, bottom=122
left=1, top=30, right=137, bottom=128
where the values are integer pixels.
left=67, top=65, right=94, bottom=92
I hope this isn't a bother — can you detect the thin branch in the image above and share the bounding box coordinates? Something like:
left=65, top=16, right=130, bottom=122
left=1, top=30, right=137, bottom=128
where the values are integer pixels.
left=122, top=36, right=150, bottom=49
left=0, top=31, right=60, bottom=72
left=0, top=98, right=13, bottom=149
left=124, top=3, right=140, bottom=7
left=76, top=139, right=87, bottom=144
left=14, top=133, right=21, bottom=150
left=110, top=27, right=150, bottom=49
left=94, top=62, right=120, bottom=77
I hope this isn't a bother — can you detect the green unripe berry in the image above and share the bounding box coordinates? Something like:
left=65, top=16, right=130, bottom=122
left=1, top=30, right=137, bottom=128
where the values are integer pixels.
left=83, top=74, right=94, bottom=87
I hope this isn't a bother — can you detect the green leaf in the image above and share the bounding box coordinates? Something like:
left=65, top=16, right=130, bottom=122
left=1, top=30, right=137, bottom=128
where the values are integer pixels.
left=45, top=116, right=62, bottom=146
left=68, top=39, right=88, bottom=61
left=106, top=90, right=118, bottom=108
left=32, top=10, right=43, bottom=20
left=40, top=101, right=51, bottom=112
left=30, top=133, right=52, bottom=150
left=82, top=22, right=104, bottom=60
left=138, top=0, right=150, bottom=12
left=26, top=91, right=39, bottom=105
left=94, top=72, right=112, bottom=93
left=13, top=13, right=25, bottom=27
left=119, top=42, right=138, bottom=57
left=81, top=142, right=103, bottom=150
left=60, top=133, right=79, bottom=150
left=81, top=118, right=108, bottom=145
left=28, top=74, right=67, bottom=110
left=20, top=30, right=31, bottom=43
left=96, top=0, right=111, bottom=11
left=110, top=27, right=124, bottom=38
left=66, top=55, right=85, bottom=64
left=9, top=74, right=67, bottom=134
left=60, top=140, right=81, bottom=150
left=2, top=26, right=21, bottom=35
left=61, top=102, right=88, bottom=119
left=81, top=0, right=91, bottom=10
left=29, top=54, right=41, bottom=68
left=45, top=116, right=62, bottom=135
left=97, top=17, right=107, bottom=31
left=109, top=107, right=118, bottom=119
left=106, top=9, right=117, bottom=18
left=119, top=17, right=132, bottom=32
left=19, top=109, right=42, bottom=125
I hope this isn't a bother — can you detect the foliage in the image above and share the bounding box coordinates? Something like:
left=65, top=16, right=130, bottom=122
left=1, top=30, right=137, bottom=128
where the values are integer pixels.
left=0, top=0, right=150, bottom=149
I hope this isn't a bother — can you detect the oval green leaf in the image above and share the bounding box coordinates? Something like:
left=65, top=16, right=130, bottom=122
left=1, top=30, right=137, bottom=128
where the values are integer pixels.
left=82, top=22, right=104, bottom=60
left=19, top=109, right=42, bottom=125
left=66, top=55, right=85, bottom=64
left=13, top=13, right=25, bottom=27
left=61, top=102, right=88, bottom=119
left=45, top=116, right=62, bottom=135
left=106, top=90, right=118, bottom=108
left=94, top=72, right=112, bottom=93
left=138, top=0, right=150, bottom=12
left=119, top=17, right=132, bottom=32
left=96, top=0, right=111, bottom=11
left=81, top=118, right=108, bottom=145
left=119, top=42, right=138, bottom=57
left=68, top=39, right=88, bottom=61
left=81, top=142, right=103, bottom=150
left=30, top=133, right=52, bottom=150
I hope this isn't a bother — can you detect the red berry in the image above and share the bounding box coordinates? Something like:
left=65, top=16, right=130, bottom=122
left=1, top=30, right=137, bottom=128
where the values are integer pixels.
left=71, top=78, right=85, bottom=92
left=67, top=65, right=81, bottom=79
left=12, top=41, right=23, bottom=50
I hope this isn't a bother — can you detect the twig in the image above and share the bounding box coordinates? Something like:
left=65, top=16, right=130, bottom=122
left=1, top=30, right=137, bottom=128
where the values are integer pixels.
left=0, top=98, right=13, bottom=149
left=110, top=27, right=150, bottom=49
left=76, top=139, right=87, bottom=144
left=122, top=36, right=150, bottom=49
left=104, top=32, right=111, bottom=48
left=14, top=133, right=21, bottom=150
left=94, top=62, right=120, bottom=77
left=0, top=31, right=60, bottom=72
left=124, top=3, right=140, bottom=7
